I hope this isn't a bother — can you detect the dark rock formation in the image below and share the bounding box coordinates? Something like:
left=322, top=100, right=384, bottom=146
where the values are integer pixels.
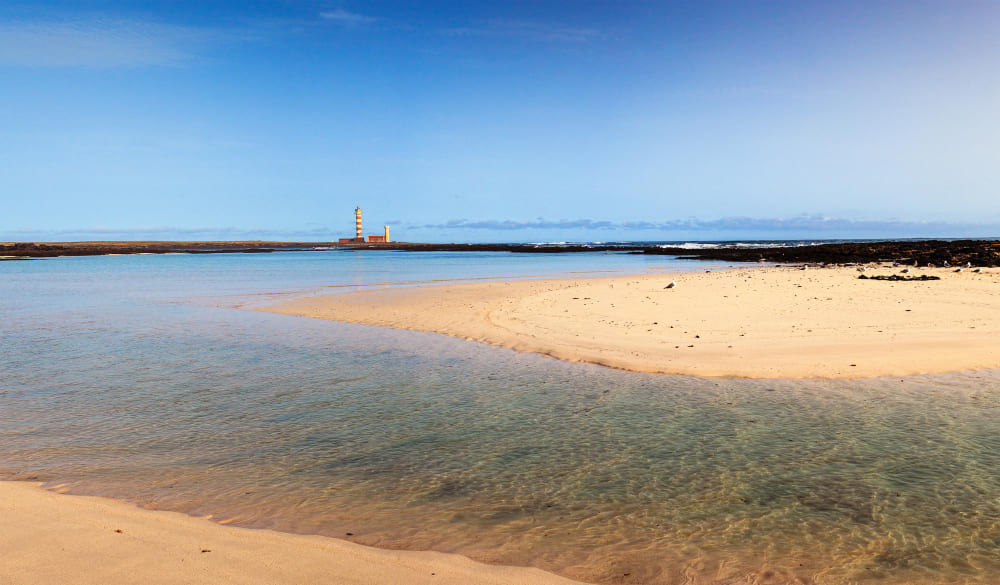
left=3, top=239, right=999, bottom=266
left=648, top=240, right=1000, bottom=267
left=857, top=274, right=942, bottom=281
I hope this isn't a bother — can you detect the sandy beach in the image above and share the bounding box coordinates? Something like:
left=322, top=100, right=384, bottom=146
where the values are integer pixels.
left=0, top=481, right=586, bottom=585
left=261, top=265, right=1000, bottom=378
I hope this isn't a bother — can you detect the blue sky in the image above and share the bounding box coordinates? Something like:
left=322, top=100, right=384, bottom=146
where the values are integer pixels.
left=2, top=1, right=998, bottom=242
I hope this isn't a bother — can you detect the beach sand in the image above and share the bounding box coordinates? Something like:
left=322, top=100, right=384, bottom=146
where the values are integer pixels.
left=261, top=265, right=1000, bottom=378
left=0, top=481, right=587, bottom=585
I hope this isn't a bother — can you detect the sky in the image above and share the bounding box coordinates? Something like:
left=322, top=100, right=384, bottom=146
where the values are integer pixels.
left=1, top=0, right=999, bottom=243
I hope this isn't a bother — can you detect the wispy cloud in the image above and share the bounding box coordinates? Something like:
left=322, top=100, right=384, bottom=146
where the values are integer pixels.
left=7, top=216, right=999, bottom=243
left=1, top=226, right=340, bottom=241
left=0, top=17, right=235, bottom=68
left=319, top=8, right=376, bottom=26
left=440, top=19, right=600, bottom=42
left=418, top=215, right=1000, bottom=235
left=425, top=219, right=616, bottom=231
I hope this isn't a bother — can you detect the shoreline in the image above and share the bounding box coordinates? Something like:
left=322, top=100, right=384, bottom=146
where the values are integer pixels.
left=0, top=480, right=587, bottom=585
left=4, top=239, right=1000, bottom=266
left=259, top=265, right=1000, bottom=379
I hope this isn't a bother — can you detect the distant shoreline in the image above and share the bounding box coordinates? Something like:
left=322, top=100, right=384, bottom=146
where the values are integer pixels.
left=2, top=239, right=1000, bottom=266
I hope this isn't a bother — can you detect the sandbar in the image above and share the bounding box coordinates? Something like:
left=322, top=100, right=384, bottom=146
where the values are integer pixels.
left=0, top=481, right=586, bottom=585
left=260, top=266, right=1000, bottom=378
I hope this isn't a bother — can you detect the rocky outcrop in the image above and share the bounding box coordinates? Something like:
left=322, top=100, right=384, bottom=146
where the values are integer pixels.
left=3, top=239, right=1000, bottom=266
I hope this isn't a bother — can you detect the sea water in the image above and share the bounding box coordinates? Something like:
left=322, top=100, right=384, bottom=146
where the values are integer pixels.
left=2, top=251, right=999, bottom=584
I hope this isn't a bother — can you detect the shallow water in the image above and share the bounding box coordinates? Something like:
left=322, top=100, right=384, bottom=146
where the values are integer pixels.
left=2, top=251, right=999, bottom=584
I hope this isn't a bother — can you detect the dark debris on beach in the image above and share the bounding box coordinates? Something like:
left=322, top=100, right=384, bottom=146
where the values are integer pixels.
left=858, top=274, right=942, bottom=281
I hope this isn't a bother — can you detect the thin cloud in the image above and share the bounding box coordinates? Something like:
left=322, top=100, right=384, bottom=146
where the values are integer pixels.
left=2, top=226, right=341, bottom=241
left=418, top=215, right=1000, bottom=235
left=0, top=17, right=236, bottom=68
left=426, top=219, right=616, bottom=231
left=441, top=19, right=600, bottom=42
left=319, top=9, right=377, bottom=26
left=8, top=216, right=999, bottom=242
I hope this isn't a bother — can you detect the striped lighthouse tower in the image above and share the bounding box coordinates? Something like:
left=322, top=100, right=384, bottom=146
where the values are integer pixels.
left=355, top=206, right=363, bottom=240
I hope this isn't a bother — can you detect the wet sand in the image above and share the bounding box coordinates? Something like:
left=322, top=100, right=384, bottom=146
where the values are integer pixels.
left=261, top=265, right=1000, bottom=378
left=0, top=481, right=586, bottom=585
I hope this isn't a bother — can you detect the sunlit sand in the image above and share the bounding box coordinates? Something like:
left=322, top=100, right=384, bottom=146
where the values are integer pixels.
left=262, top=265, right=1000, bottom=378
left=0, top=482, right=585, bottom=585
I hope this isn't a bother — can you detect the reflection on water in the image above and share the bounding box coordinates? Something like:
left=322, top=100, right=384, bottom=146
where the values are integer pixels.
left=2, top=252, right=1000, bottom=584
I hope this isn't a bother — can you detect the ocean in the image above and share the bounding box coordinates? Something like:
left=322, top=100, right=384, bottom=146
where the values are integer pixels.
left=2, top=250, right=999, bottom=584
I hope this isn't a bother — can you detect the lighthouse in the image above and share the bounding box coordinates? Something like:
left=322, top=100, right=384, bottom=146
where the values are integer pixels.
left=339, top=206, right=391, bottom=244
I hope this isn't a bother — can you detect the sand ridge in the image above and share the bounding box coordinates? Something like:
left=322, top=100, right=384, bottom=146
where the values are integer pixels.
left=0, top=481, right=587, bottom=585
left=260, top=265, right=1000, bottom=378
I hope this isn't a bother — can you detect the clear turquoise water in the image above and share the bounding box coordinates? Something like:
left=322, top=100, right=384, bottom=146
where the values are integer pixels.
left=2, top=251, right=999, bottom=584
